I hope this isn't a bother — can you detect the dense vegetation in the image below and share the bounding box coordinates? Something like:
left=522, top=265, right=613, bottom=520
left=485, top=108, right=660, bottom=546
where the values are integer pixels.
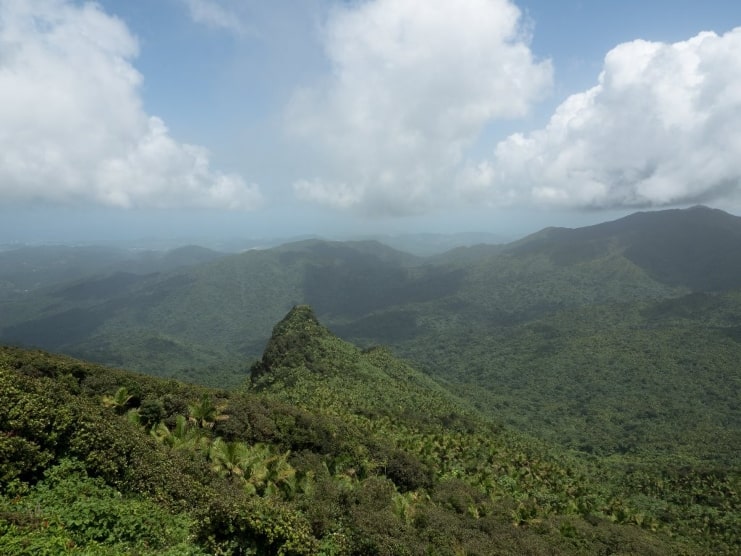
left=391, top=292, right=741, bottom=466
left=1, top=206, right=740, bottom=552
left=2, top=306, right=739, bottom=554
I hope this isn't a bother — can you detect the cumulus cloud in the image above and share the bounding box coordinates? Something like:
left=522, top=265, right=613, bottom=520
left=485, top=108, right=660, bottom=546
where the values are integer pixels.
left=467, top=28, right=741, bottom=208
left=180, top=0, right=248, bottom=36
left=287, top=0, right=552, bottom=215
left=0, top=0, right=261, bottom=210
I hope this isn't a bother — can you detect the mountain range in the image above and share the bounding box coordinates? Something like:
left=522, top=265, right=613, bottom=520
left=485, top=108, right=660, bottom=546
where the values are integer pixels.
left=1, top=206, right=740, bottom=467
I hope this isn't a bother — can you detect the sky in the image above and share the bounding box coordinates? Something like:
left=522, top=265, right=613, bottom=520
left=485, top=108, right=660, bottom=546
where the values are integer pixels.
left=1, top=0, right=741, bottom=244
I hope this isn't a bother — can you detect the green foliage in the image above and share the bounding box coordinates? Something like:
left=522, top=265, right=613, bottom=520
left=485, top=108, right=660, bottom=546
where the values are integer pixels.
left=194, top=493, right=318, bottom=555
left=245, top=307, right=727, bottom=554
left=401, top=297, right=741, bottom=466
left=0, top=459, right=205, bottom=555
left=2, top=297, right=740, bottom=554
left=3, top=209, right=740, bottom=480
left=0, top=366, right=76, bottom=488
left=188, top=393, right=229, bottom=429
left=100, top=386, right=133, bottom=414
left=5, top=210, right=739, bottom=472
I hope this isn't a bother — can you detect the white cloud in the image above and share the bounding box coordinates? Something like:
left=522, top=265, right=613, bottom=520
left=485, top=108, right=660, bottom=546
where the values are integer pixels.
left=469, top=28, right=741, bottom=209
left=287, top=0, right=552, bottom=215
left=0, top=0, right=261, bottom=210
left=180, top=0, right=248, bottom=36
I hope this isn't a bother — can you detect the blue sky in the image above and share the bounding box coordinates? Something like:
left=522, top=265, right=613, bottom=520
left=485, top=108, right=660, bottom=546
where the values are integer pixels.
left=1, top=0, right=741, bottom=244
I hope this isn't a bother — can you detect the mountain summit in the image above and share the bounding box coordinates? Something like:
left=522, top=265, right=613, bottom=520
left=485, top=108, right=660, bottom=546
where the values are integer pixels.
left=511, top=206, right=741, bottom=291
left=249, top=304, right=330, bottom=385
left=249, top=305, right=477, bottom=429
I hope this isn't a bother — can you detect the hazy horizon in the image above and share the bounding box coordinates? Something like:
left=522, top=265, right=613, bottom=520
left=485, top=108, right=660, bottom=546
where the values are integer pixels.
left=2, top=1, right=741, bottom=244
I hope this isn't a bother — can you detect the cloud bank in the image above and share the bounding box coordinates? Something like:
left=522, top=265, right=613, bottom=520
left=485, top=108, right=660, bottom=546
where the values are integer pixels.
left=287, top=0, right=552, bottom=216
left=0, top=0, right=260, bottom=210
left=468, top=28, right=741, bottom=209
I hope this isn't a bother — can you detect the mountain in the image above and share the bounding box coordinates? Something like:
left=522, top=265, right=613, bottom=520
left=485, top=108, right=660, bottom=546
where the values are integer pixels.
left=1, top=207, right=740, bottom=468
left=507, top=205, right=741, bottom=291
left=3, top=309, right=736, bottom=554
left=0, top=239, right=452, bottom=380
left=0, top=243, right=225, bottom=298
left=249, top=305, right=478, bottom=428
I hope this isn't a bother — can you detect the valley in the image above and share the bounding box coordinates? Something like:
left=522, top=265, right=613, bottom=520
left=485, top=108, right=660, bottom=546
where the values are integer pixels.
left=1, top=206, right=740, bottom=553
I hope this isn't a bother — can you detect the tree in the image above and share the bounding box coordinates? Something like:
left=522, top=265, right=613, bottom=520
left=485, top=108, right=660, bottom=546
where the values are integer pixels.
left=151, top=414, right=210, bottom=454
left=101, top=387, right=132, bottom=415
left=188, top=395, right=228, bottom=429
left=209, top=438, right=251, bottom=478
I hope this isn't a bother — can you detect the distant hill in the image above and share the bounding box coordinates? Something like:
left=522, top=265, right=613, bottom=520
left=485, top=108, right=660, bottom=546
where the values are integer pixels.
left=508, top=205, right=741, bottom=291
left=0, top=243, right=225, bottom=298
left=363, top=231, right=511, bottom=256
left=0, top=238, right=459, bottom=377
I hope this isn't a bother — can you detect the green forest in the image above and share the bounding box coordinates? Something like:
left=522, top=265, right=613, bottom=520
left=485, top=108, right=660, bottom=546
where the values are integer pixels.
left=1, top=206, right=740, bottom=554
left=3, top=306, right=738, bottom=554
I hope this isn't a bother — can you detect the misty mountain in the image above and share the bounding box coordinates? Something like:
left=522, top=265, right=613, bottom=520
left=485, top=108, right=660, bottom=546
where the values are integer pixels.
left=0, top=239, right=439, bottom=375
left=361, top=231, right=512, bottom=256
left=0, top=243, right=225, bottom=298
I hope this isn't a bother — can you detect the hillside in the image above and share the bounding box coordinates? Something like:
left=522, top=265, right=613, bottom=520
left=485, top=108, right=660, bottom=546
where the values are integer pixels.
left=505, top=205, right=741, bottom=291
left=1, top=206, right=740, bottom=468
left=0, top=244, right=225, bottom=298
left=0, top=239, right=441, bottom=380
left=395, top=293, right=741, bottom=465
left=3, top=308, right=738, bottom=554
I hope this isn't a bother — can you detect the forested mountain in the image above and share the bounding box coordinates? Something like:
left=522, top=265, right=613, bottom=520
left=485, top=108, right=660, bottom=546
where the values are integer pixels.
left=0, top=239, right=439, bottom=378
left=504, top=205, right=741, bottom=291
left=1, top=206, right=739, bottom=473
left=0, top=244, right=225, bottom=298
left=2, top=307, right=737, bottom=554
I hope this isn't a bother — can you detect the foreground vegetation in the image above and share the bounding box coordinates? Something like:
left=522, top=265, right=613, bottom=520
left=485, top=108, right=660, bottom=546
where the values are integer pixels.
left=2, top=306, right=739, bottom=554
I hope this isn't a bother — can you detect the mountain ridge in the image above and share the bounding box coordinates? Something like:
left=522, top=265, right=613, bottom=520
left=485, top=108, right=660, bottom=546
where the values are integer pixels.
left=506, top=205, right=741, bottom=290
left=1, top=206, right=739, bottom=471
